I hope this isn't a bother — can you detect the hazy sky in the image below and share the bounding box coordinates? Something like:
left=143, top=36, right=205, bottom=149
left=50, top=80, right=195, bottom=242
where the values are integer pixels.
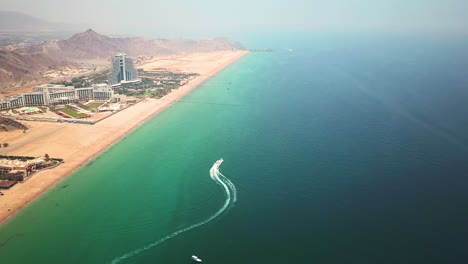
left=2, top=0, right=468, bottom=37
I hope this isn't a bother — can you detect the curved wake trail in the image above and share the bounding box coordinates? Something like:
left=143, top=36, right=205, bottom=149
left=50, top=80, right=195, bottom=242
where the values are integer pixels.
left=111, top=159, right=236, bottom=263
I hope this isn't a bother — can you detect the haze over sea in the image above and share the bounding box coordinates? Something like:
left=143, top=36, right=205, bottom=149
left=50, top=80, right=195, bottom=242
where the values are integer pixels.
left=1, top=32, right=468, bottom=263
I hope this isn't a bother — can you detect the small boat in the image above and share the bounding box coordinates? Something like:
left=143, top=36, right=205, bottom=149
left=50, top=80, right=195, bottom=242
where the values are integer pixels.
left=191, top=255, right=202, bottom=262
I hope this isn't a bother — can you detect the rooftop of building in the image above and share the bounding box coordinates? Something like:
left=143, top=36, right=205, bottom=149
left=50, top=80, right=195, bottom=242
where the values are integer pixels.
left=34, top=84, right=111, bottom=93
left=0, top=180, right=17, bottom=189
left=37, top=84, right=70, bottom=88
left=0, top=157, right=46, bottom=169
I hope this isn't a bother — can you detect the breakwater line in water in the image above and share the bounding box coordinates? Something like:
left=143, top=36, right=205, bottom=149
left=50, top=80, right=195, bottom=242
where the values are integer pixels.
left=111, top=159, right=236, bottom=263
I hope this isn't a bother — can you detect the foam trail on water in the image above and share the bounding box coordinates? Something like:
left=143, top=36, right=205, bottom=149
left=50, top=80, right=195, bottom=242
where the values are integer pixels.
left=111, top=159, right=236, bottom=264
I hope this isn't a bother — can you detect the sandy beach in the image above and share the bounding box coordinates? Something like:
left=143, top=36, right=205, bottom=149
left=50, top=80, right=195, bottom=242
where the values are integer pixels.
left=0, top=50, right=248, bottom=224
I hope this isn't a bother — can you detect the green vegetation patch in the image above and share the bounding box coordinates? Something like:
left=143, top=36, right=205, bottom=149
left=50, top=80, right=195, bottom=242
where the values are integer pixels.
left=58, top=106, right=88, bottom=118
left=142, top=91, right=155, bottom=98
left=53, top=70, right=110, bottom=88
left=82, top=103, right=102, bottom=110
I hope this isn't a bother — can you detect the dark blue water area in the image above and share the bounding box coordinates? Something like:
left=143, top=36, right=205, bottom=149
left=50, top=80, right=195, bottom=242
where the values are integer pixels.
left=223, top=33, right=468, bottom=263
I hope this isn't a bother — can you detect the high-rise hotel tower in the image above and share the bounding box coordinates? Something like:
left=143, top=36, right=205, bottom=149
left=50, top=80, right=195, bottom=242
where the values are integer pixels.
left=108, top=53, right=138, bottom=85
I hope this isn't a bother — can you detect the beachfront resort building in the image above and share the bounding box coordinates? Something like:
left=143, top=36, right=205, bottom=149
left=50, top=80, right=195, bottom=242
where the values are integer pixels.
left=0, top=156, right=49, bottom=181
left=0, top=84, right=114, bottom=110
left=0, top=155, right=63, bottom=185
left=108, top=53, right=140, bottom=86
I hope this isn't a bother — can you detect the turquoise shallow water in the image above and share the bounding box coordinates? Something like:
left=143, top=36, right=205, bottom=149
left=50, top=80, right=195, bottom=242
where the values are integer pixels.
left=2, top=33, right=468, bottom=263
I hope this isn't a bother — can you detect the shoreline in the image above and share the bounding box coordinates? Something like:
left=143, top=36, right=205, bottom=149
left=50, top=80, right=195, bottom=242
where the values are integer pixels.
left=0, top=50, right=248, bottom=225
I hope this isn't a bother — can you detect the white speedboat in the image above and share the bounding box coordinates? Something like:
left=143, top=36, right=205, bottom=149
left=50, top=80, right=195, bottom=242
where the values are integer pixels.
left=192, top=255, right=202, bottom=262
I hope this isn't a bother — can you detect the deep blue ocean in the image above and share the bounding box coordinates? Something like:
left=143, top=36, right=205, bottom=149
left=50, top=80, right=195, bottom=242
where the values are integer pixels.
left=1, top=33, right=468, bottom=263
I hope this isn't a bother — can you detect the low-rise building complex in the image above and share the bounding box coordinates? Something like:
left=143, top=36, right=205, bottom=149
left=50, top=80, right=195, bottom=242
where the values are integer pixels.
left=0, top=156, right=55, bottom=181
left=0, top=84, right=114, bottom=110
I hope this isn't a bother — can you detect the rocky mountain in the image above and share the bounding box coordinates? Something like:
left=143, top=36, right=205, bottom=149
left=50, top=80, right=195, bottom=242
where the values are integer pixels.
left=16, top=29, right=121, bottom=60
left=0, top=49, right=73, bottom=89
left=0, top=29, right=245, bottom=90
left=15, top=29, right=245, bottom=60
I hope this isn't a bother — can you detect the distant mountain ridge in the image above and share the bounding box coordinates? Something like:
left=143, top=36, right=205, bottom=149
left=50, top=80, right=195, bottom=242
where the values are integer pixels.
left=0, top=29, right=245, bottom=90
left=15, top=29, right=245, bottom=60
left=0, top=11, right=80, bottom=32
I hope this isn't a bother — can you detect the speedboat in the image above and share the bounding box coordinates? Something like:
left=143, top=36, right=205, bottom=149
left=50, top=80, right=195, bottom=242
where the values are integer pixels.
left=191, top=255, right=202, bottom=262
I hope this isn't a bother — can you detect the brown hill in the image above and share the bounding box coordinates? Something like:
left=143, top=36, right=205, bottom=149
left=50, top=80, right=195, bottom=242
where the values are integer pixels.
left=15, top=29, right=120, bottom=60
left=0, top=49, right=73, bottom=90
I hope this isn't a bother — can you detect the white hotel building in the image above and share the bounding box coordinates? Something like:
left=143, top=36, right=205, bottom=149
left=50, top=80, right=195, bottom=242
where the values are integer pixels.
left=0, top=84, right=114, bottom=110
left=108, top=53, right=139, bottom=86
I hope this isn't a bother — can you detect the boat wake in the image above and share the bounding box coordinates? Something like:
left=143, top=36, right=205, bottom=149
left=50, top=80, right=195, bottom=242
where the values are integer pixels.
left=111, top=159, right=236, bottom=263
